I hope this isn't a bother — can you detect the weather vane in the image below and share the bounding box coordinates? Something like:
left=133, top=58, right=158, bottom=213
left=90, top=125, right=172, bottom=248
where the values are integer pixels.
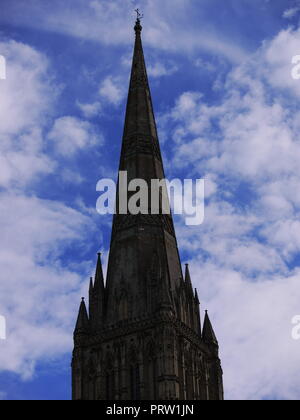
left=135, top=8, right=144, bottom=21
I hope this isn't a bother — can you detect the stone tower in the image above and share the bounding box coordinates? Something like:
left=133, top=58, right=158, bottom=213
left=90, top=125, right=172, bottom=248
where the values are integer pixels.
left=72, top=15, right=223, bottom=401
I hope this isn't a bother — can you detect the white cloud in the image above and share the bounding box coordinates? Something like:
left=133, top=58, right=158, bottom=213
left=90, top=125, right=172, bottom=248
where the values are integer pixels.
left=0, top=192, right=95, bottom=379
left=121, top=53, right=132, bottom=68
left=0, top=41, right=56, bottom=189
left=173, top=91, right=203, bottom=119
left=99, top=76, right=125, bottom=106
left=0, top=39, right=102, bottom=381
left=48, top=116, right=103, bottom=156
left=163, top=25, right=300, bottom=400
left=0, top=128, right=54, bottom=190
left=0, top=40, right=56, bottom=136
left=193, top=263, right=300, bottom=400
left=77, top=101, right=101, bottom=119
left=194, top=57, right=217, bottom=72
left=260, top=27, right=300, bottom=97
left=283, top=5, right=300, bottom=19
left=61, top=169, right=84, bottom=185
left=148, top=61, right=178, bottom=78
left=0, top=0, right=247, bottom=63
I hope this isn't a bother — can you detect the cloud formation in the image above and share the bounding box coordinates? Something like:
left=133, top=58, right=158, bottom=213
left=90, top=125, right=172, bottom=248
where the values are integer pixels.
left=0, top=41, right=56, bottom=189
left=0, top=40, right=100, bottom=381
left=99, top=76, right=126, bottom=106
left=0, top=193, right=94, bottom=378
left=162, top=25, right=300, bottom=400
left=48, top=116, right=102, bottom=156
left=0, top=0, right=247, bottom=63
left=283, top=2, right=300, bottom=19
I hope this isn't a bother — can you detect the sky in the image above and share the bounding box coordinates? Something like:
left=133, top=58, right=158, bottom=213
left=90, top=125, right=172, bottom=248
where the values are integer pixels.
left=0, top=0, right=300, bottom=400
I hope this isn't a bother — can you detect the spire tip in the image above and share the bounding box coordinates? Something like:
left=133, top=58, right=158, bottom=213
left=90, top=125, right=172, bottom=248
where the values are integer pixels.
left=134, top=8, right=143, bottom=32
left=135, top=8, right=143, bottom=22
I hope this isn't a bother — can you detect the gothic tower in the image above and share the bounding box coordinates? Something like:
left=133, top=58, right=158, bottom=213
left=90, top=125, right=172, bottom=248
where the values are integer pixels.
left=72, top=15, right=223, bottom=401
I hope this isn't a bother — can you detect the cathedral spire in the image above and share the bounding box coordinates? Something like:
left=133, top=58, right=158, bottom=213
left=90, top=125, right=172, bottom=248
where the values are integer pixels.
left=89, top=277, right=93, bottom=294
left=94, top=252, right=105, bottom=290
left=202, top=311, right=218, bottom=346
left=115, top=8, right=164, bottom=177
left=74, top=298, right=89, bottom=335
left=185, top=264, right=193, bottom=293
left=89, top=254, right=105, bottom=329
left=106, top=10, right=182, bottom=323
left=72, top=14, right=224, bottom=401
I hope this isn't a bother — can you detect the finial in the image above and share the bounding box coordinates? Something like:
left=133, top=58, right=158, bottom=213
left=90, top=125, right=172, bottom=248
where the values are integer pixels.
left=89, top=277, right=93, bottom=292
left=97, top=252, right=101, bottom=257
left=135, top=8, right=144, bottom=22
left=134, top=8, right=143, bottom=32
left=81, top=297, right=85, bottom=302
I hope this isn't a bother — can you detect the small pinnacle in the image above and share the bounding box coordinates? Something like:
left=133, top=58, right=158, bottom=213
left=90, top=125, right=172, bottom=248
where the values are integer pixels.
left=81, top=297, right=85, bottom=301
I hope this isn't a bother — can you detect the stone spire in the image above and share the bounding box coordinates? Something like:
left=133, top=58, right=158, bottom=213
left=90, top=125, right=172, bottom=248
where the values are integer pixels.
left=74, top=298, right=89, bottom=335
left=202, top=311, right=218, bottom=346
left=89, top=277, right=93, bottom=295
left=118, top=11, right=159, bottom=164
left=185, top=263, right=193, bottom=294
left=94, top=252, right=105, bottom=290
left=72, top=14, right=224, bottom=401
left=105, top=12, right=183, bottom=324
left=89, top=253, right=105, bottom=329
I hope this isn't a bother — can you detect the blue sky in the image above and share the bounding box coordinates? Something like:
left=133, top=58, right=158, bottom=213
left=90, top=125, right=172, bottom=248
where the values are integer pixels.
left=0, top=0, right=300, bottom=400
